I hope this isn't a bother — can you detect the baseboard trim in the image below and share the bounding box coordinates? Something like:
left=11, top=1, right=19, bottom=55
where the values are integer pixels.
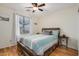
left=62, top=45, right=78, bottom=51
left=0, top=43, right=16, bottom=49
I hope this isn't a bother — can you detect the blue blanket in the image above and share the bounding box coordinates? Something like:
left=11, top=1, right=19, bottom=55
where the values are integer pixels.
left=20, top=34, right=58, bottom=55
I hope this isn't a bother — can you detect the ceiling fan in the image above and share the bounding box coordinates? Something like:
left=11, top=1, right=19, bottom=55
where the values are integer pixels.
left=25, top=3, right=45, bottom=12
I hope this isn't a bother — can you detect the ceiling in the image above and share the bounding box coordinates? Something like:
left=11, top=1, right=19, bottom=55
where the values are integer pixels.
left=0, top=3, right=77, bottom=17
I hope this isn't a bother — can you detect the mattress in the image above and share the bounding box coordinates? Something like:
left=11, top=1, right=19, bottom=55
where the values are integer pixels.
left=18, top=34, right=58, bottom=55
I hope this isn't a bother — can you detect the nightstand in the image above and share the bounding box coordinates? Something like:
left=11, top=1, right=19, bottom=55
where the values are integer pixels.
left=59, top=35, right=69, bottom=48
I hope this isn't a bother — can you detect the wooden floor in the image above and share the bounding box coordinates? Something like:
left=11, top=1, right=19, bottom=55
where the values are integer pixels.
left=49, top=46, right=78, bottom=56
left=0, top=46, right=78, bottom=56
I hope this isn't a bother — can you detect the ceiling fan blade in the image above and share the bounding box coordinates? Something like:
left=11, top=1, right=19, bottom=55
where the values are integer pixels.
left=38, top=3, right=45, bottom=7
left=25, top=7, right=32, bottom=8
left=26, top=9, right=31, bottom=11
left=32, top=3, right=38, bottom=7
left=32, top=10, right=35, bottom=12
left=39, top=9, right=43, bottom=11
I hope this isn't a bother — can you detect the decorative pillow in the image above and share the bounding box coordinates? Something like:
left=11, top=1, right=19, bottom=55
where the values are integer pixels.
left=49, top=31, right=53, bottom=35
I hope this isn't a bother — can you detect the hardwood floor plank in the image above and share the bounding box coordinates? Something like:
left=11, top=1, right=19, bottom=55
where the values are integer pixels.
left=0, top=46, right=78, bottom=56
left=49, top=47, right=78, bottom=56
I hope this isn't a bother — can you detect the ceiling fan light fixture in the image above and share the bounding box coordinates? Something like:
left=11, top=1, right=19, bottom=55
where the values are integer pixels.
left=33, top=7, right=38, bottom=10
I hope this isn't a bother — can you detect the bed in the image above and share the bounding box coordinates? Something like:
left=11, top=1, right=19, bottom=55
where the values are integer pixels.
left=17, top=28, right=60, bottom=56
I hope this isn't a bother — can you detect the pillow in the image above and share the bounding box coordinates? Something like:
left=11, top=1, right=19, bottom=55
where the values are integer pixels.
left=42, top=31, right=50, bottom=35
left=42, top=30, right=53, bottom=35
left=53, top=30, right=59, bottom=36
left=49, top=31, right=53, bottom=35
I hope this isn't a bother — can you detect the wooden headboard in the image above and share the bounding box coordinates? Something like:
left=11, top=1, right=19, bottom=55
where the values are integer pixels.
left=42, top=28, right=60, bottom=38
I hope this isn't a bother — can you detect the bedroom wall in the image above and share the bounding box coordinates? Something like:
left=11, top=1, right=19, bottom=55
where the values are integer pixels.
left=30, top=16, right=40, bottom=34
left=0, top=5, right=38, bottom=49
left=38, top=5, right=78, bottom=50
left=76, top=5, right=79, bottom=53
left=77, top=15, right=79, bottom=54
left=77, top=20, right=79, bottom=55
left=76, top=10, right=79, bottom=55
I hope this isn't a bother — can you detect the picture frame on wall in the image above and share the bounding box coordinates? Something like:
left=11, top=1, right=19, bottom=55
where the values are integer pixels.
left=0, top=16, right=9, bottom=21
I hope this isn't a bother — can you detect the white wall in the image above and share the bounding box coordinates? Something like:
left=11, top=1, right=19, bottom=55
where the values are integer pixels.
left=76, top=5, right=79, bottom=54
left=0, top=5, right=38, bottom=49
left=31, top=16, right=40, bottom=34
left=77, top=15, right=79, bottom=55
left=38, top=6, right=78, bottom=50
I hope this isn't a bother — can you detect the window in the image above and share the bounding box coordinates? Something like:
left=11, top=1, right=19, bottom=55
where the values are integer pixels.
left=19, top=16, right=30, bottom=34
